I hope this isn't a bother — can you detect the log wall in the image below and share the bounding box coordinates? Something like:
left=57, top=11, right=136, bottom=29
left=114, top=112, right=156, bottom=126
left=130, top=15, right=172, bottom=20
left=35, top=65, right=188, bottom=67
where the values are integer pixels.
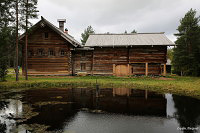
left=73, top=51, right=93, bottom=73
left=74, top=46, right=167, bottom=75
left=22, top=26, right=72, bottom=75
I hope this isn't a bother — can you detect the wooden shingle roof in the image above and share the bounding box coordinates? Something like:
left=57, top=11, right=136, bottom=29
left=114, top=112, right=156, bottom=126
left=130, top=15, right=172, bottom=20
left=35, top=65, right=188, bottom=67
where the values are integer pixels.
left=85, top=33, right=175, bottom=47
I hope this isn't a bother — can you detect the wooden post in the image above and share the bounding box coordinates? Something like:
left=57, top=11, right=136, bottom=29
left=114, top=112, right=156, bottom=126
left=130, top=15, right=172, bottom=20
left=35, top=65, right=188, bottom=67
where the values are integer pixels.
left=127, top=64, right=130, bottom=76
left=145, top=63, right=148, bottom=76
left=163, top=63, right=166, bottom=76
left=113, top=64, right=116, bottom=76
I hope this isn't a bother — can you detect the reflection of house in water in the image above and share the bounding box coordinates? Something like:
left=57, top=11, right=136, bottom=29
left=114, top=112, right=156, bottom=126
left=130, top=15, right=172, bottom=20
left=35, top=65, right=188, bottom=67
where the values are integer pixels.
left=23, top=88, right=167, bottom=117
left=98, top=88, right=167, bottom=116
left=2, top=89, right=200, bottom=133
left=21, top=88, right=167, bottom=131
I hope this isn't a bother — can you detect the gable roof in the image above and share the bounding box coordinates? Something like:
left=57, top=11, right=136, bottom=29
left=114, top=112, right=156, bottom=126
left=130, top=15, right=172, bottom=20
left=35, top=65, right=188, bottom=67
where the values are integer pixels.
left=85, top=33, right=175, bottom=47
left=19, top=16, right=81, bottom=47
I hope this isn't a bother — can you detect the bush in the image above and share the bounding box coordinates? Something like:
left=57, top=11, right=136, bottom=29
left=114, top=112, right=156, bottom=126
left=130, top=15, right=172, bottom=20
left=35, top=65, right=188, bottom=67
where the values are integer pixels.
left=0, top=57, right=8, bottom=81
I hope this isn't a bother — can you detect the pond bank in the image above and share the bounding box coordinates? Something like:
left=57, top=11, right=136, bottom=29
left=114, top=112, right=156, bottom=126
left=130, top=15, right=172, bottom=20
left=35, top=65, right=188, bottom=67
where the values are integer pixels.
left=0, top=75, right=200, bottom=99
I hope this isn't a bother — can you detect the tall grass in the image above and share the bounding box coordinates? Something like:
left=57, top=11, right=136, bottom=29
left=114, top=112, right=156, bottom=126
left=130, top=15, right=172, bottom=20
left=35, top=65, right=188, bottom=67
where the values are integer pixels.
left=0, top=74, right=200, bottom=98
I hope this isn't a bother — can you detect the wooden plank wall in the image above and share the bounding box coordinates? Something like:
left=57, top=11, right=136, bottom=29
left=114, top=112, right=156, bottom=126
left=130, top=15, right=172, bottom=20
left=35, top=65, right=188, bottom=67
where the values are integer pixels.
left=129, top=46, right=166, bottom=63
left=74, top=46, right=167, bottom=75
left=74, top=51, right=93, bottom=74
left=22, top=26, right=72, bottom=75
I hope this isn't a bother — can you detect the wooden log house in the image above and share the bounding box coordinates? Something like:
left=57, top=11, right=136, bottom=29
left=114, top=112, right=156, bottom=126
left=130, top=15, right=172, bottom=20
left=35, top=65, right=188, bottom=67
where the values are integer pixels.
left=19, top=17, right=81, bottom=75
left=20, top=17, right=175, bottom=76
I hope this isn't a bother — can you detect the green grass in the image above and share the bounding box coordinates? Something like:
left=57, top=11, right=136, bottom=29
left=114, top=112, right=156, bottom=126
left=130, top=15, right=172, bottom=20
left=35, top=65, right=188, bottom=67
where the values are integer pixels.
left=1, top=73, right=200, bottom=99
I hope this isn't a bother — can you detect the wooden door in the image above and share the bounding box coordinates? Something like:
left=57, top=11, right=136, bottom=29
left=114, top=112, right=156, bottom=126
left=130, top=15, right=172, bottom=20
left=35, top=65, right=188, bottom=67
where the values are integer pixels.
left=115, top=65, right=129, bottom=76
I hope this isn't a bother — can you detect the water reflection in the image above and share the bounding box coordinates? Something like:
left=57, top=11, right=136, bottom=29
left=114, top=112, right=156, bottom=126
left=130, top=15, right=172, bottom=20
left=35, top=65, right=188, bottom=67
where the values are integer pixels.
left=0, top=88, right=200, bottom=133
left=97, top=88, right=166, bottom=116
left=0, top=100, right=23, bottom=133
left=173, top=95, right=200, bottom=133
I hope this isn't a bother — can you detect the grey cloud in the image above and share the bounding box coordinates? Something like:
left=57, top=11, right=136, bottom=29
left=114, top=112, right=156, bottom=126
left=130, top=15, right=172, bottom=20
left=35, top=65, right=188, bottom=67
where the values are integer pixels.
left=33, top=0, right=200, bottom=42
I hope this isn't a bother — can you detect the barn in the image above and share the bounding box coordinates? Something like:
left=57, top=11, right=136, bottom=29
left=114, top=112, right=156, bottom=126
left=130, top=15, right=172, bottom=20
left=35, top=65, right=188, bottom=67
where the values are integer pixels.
left=74, top=33, right=175, bottom=76
left=20, top=17, right=175, bottom=76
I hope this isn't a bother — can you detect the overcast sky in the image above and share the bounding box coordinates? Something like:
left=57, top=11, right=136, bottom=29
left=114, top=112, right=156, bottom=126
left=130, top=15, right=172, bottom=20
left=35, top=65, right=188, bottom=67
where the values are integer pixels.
left=32, top=0, right=200, bottom=42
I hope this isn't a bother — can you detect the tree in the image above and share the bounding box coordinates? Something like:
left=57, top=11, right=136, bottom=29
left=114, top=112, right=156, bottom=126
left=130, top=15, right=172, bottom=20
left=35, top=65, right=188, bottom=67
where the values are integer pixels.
left=0, top=0, right=38, bottom=81
left=0, top=0, right=15, bottom=81
left=0, top=57, right=8, bottom=81
left=124, top=30, right=137, bottom=34
left=172, top=9, right=200, bottom=76
left=19, top=0, right=38, bottom=80
left=131, top=29, right=137, bottom=33
left=0, top=26, right=13, bottom=82
left=19, top=0, right=38, bottom=30
left=0, top=0, right=15, bottom=28
left=81, top=26, right=95, bottom=45
left=16, top=0, right=19, bottom=81
left=167, top=48, right=174, bottom=61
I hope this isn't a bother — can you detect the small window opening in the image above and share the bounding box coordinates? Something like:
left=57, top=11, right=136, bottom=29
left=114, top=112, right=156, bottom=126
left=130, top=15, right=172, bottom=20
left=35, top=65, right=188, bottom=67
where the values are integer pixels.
left=60, top=49, right=65, bottom=56
left=38, top=49, right=44, bottom=56
left=44, top=32, right=49, bottom=39
left=28, top=50, right=33, bottom=57
left=48, top=49, right=54, bottom=56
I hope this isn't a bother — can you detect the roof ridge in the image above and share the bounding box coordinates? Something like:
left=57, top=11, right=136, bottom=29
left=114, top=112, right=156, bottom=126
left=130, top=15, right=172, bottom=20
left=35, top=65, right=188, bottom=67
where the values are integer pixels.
left=89, top=32, right=165, bottom=35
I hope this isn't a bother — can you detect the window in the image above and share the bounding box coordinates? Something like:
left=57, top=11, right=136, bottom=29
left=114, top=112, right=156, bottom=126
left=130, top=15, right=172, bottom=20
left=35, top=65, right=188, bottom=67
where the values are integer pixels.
left=38, top=49, right=44, bottom=56
left=44, top=32, right=49, bottom=39
left=60, top=49, right=65, bottom=56
left=28, top=50, right=33, bottom=57
left=81, top=63, right=86, bottom=71
left=48, top=49, right=54, bottom=56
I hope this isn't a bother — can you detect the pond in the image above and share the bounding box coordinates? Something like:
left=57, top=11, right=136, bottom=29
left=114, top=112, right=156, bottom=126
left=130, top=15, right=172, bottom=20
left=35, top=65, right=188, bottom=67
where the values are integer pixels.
left=0, top=87, right=200, bottom=133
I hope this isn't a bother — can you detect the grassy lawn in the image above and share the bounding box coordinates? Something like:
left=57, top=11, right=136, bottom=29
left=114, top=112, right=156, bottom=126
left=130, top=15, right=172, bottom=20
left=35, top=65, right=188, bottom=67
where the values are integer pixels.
left=0, top=71, right=200, bottom=99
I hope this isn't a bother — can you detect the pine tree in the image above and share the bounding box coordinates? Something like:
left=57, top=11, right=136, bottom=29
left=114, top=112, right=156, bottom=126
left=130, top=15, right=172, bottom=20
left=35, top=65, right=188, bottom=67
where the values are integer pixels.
left=0, top=0, right=15, bottom=81
left=0, top=0, right=15, bottom=28
left=167, top=49, right=174, bottom=61
left=19, top=0, right=38, bottom=30
left=0, top=0, right=38, bottom=81
left=173, top=9, right=200, bottom=76
left=81, top=26, right=95, bottom=45
left=18, top=0, right=38, bottom=80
